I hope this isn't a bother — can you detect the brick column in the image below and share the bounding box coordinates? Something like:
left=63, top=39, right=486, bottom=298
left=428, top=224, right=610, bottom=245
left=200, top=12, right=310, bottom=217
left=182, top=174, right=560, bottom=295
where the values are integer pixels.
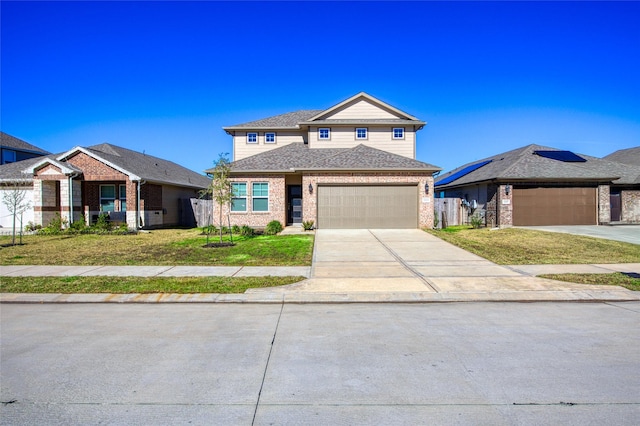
left=598, top=185, right=610, bottom=224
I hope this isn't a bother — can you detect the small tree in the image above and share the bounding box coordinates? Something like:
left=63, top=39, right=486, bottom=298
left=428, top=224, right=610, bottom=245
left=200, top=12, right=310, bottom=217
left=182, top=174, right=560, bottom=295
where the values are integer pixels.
left=1, top=178, right=32, bottom=246
left=201, top=153, right=233, bottom=244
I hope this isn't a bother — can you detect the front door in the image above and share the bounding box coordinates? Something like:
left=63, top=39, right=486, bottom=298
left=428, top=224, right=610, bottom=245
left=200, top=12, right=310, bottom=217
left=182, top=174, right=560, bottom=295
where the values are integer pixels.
left=287, top=185, right=302, bottom=225
left=610, top=191, right=621, bottom=222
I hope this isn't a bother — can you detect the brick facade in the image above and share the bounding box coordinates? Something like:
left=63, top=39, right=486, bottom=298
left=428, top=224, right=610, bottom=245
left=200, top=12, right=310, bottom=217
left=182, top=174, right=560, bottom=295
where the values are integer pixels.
left=621, top=189, right=640, bottom=223
left=220, top=172, right=436, bottom=229
left=598, top=185, right=611, bottom=224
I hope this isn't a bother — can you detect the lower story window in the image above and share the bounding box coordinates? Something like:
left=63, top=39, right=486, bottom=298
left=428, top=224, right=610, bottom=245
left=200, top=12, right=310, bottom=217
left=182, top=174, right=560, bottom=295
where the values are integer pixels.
left=119, top=185, right=127, bottom=211
left=252, top=182, right=269, bottom=212
left=100, top=185, right=116, bottom=212
left=231, top=182, right=247, bottom=212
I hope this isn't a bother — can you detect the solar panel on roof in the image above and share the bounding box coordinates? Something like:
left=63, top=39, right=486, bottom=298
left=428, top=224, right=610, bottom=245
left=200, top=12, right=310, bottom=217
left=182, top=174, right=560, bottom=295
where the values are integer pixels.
left=435, top=160, right=492, bottom=186
left=534, top=150, right=586, bottom=162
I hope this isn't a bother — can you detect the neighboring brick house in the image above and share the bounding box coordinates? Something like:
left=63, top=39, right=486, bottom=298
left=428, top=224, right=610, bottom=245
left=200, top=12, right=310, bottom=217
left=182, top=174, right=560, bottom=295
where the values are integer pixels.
left=603, top=146, right=640, bottom=224
left=5, top=143, right=210, bottom=230
left=0, top=133, right=51, bottom=230
left=435, top=144, right=640, bottom=227
left=207, top=93, right=441, bottom=229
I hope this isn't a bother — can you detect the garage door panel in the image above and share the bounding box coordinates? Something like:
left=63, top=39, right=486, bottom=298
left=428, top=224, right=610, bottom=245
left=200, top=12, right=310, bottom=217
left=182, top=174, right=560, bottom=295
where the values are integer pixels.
left=318, top=185, right=418, bottom=229
left=513, top=187, right=596, bottom=226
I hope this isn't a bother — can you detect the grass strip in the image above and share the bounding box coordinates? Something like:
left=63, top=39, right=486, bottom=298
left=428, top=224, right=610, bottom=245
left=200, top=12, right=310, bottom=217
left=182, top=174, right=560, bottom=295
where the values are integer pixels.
left=0, top=276, right=306, bottom=294
left=426, top=227, right=640, bottom=264
left=538, top=273, right=640, bottom=291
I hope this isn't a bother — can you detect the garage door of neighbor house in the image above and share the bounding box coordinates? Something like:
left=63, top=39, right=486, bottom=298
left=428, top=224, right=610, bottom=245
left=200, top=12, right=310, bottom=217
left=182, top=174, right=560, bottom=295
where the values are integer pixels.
left=317, top=185, right=418, bottom=229
left=512, top=187, right=597, bottom=226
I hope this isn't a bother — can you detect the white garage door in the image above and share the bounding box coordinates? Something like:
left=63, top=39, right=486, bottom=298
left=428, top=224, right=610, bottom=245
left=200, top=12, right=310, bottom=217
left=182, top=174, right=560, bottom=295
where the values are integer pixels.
left=317, top=185, right=418, bottom=229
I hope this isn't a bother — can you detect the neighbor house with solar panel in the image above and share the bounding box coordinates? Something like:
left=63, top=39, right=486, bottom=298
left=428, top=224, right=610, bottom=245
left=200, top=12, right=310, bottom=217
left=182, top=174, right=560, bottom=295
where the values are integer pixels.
left=434, top=144, right=640, bottom=227
left=206, top=93, right=441, bottom=229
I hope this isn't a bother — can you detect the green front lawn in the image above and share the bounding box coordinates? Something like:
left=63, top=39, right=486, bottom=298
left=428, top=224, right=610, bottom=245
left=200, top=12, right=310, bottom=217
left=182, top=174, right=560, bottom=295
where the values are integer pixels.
left=426, top=227, right=640, bottom=265
left=539, top=273, right=640, bottom=291
left=0, top=229, right=314, bottom=266
left=0, top=275, right=305, bottom=294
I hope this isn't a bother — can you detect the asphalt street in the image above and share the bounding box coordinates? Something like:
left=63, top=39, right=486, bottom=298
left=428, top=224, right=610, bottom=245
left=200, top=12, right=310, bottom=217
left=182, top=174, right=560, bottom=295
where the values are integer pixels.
left=2, top=302, right=639, bottom=425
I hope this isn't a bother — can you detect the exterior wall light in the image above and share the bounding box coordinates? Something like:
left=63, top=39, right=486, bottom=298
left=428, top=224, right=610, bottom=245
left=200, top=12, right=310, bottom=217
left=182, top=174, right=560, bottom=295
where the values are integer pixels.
left=308, top=183, right=313, bottom=194
left=425, top=183, right=429, bottom=194
left=505, top=184, right=511, bottom=195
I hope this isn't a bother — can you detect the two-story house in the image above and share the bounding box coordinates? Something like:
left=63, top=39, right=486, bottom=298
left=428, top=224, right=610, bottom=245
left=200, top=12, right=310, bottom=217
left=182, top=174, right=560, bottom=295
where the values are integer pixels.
left=1, top=131, right=50, bottom=164
left=208, top=92, right=441, bottom=229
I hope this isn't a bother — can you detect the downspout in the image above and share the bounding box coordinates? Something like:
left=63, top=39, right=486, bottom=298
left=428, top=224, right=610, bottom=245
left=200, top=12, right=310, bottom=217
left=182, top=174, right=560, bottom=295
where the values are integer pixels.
left=68, top=173, right=79, bottom=225
left=137, top=180, right=146, bottom=230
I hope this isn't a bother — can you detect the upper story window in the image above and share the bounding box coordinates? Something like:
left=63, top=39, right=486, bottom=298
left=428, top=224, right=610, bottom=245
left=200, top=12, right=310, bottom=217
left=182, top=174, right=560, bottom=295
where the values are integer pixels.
left=231, top=182, right=247, bottom=212
left=356, top=128, right=368, bottom=140
left=2, top=149, right=16, bottom=164
left=265, top=132, right=276, bottom=144
left=393, top=128, right=405, bottom=140
left=247, top=133, right=258, bottom=144
left=319, top=128, right=330, bottom=140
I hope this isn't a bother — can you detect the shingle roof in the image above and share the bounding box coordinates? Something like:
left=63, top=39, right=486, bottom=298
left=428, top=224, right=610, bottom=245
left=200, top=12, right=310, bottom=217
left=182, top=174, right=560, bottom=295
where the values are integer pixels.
left=225, top=110, right=322, bottom=129
left=435, top=144, right=637, bottom=188
left=603, top=146, right=640, bottom=166
left=81, top=143, right=211, bottom=188
left=0, top=132, right=50, bottom=155
left=220, top=143, right=440, bottom=173
left=1, top=144, right=211, bottom=188
left=0, top=156, right=53, bottom=182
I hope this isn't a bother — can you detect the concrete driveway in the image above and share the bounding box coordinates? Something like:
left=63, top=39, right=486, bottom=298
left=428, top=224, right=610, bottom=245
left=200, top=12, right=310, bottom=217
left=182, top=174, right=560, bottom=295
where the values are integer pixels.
left=268, top=229, right=629, bottom=296
left=519, top=225, right=640, bottom=245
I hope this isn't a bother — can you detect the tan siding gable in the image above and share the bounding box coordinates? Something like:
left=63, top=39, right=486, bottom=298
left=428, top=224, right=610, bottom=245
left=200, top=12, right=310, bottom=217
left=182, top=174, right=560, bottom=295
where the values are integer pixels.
left=319, top=99, right=402, bottom=120
left=308, top=126, right=415, bottom=158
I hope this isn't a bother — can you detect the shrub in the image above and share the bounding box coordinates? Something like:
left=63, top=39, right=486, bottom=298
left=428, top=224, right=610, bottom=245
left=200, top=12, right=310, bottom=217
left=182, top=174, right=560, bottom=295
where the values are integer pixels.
left=302, top=220, right=314, bottom=231
left=38, top=214, right=67, bottom=235
left=470, top=214, right=484, bottom=229
left=69, top=215, right=87, bottom=232
left=202, top=224, right=217, bottom=235
left=94, top=213, right=112, bottom=232
left=25, top=222, right=41, bottom=232
left=240, top=225, right=255, bottom=236
left=265, top=220, right=283, bottom=235
left=231, top=225, right=241, bottom=234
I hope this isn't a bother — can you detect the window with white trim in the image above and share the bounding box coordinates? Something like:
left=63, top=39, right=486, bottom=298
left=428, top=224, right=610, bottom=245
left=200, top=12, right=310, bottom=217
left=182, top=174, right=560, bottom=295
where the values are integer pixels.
left=100, top=185, right=116, bottom=212
left=393, top=128, right=405, bottom=139
left=356, top=128, right=367, bottom=140
left=265, top=132, right=276, bottom=144
left=319, top=128, right=330, bottom=140
left=231, top=182, right=247, bottom=212
left=247, top=133, right=258, bottom=144
left=119, top=185, right=127, bottom=212
left=252, top=182, right=269, bottom=212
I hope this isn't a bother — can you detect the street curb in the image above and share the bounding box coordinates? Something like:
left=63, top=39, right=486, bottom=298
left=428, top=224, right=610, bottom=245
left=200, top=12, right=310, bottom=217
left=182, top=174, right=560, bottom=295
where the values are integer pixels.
left=2, top=290, right=639, bottom=304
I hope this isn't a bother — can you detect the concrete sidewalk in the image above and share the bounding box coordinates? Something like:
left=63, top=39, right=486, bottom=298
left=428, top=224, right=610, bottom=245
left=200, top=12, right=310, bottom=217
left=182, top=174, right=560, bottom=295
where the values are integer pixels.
left=2, top=228, right=639, bottom=303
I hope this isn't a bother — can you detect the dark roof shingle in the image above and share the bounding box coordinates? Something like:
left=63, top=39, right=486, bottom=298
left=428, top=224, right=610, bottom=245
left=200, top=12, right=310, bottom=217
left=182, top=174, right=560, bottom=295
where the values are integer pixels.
left=0, top=132, right=50, bottom=155
left=220, top=143, right=440, bottom=173
left=435, top=144, right=637, bottom=188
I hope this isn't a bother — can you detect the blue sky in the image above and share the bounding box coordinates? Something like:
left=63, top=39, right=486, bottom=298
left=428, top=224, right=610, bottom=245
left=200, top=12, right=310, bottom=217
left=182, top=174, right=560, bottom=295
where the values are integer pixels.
left=2, top=1, right=639, bottom=174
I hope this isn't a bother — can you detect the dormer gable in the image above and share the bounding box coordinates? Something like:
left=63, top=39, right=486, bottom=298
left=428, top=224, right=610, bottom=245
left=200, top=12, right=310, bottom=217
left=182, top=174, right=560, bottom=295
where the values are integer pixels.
left=307, top=92, right=421, bottom=122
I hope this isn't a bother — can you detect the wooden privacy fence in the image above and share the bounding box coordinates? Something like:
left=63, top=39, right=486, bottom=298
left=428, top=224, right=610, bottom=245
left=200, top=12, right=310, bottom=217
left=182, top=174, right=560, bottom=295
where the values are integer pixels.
left=187, top=198, right=213, bottom=228
left=433, top=198, right=469, bottom=228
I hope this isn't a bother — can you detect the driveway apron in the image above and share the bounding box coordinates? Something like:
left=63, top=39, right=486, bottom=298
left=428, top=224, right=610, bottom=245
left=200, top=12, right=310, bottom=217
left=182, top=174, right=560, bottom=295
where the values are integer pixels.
left=295, top=229, right=525, bottom=293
